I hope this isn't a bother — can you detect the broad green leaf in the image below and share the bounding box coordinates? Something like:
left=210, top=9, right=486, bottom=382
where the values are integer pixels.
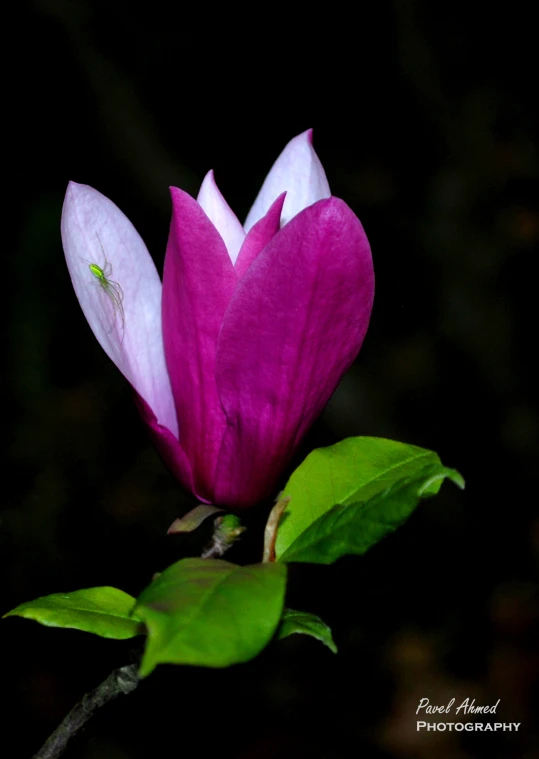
left=278, top=608, right=337, bottom=653
left=277, top=462, right=463, bottom=564
left=3, top=587, right=144, bottom=639
left=134, top=558, right=287, bottom=676
left=275, top=437, right=463, bottom=562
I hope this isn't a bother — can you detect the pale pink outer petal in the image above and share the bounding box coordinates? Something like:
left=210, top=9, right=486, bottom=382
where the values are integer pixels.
left=244, top=129, right=331, bottom=232
left=61, top=182, right=178, bottom=437
left=214, top=197, right=374, bottom=509
left=234, top=193, right=286, bottom=280
left=162, top=187, right=238, bottom=501
left=197, top=170, right=246, bottom=264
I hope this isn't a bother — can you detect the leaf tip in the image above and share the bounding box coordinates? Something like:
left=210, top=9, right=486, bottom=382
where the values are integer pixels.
left=449, top=469, right=466, bottom=489
left=137, top=655, right=154, bottom=679
left=418, top=466, right=465, bottom=497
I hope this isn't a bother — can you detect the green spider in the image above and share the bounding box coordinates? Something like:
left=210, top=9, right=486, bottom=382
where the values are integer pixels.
left=82, top=234, right=125, bottom=337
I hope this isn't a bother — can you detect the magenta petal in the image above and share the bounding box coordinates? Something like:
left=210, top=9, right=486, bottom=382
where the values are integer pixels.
left=134, top=393, right=201, bottom=498
left=162, top=187, right=238, bottom=501
left=235, top=193, right=286, bottom=280
left=214, top=197, right=374, bottom=508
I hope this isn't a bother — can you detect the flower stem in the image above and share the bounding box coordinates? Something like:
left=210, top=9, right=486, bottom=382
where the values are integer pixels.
left=200, top=513, right=246, bottom=558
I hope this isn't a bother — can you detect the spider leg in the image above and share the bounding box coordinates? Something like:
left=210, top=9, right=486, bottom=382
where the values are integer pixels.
left=101, top=279, right=125, bottom=338
left=107, top=278, right=124, bottom=301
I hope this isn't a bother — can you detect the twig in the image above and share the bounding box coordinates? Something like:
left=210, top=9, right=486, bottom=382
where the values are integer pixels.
left=32, top=662, right=139, bottom=759
left=31, top=514, right=245, bottom=758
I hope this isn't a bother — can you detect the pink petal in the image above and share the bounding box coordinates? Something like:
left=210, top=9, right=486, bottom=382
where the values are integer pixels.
left=134, top=393, right=199, bottom=498
left=162, top=187, right=238, bottom=501
left=234, top=193, right=286, bottom=280
left=214, top=197, right=374, bottom=508
left=197, top=170, right=245, bottom=264
left=61, top=182, right=178, bottom=436
left=244, top=129, right=331, bottom=232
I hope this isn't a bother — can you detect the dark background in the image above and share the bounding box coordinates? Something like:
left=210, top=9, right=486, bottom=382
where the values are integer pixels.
left=3, top=1, right=537, bottom=757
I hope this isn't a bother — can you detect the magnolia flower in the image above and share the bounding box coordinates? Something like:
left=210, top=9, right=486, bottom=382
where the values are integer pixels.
left=61, top=130, right=374, bottom=509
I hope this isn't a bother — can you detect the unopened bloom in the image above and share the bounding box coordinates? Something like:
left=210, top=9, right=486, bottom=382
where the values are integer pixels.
left=61, top=130, right=374, bottom=509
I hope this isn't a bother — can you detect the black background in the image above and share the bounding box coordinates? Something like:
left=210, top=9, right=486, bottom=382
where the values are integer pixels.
left=2, top=1, right=538, bottom=757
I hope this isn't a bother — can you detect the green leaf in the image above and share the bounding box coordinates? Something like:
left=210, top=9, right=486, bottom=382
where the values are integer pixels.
left=3, top=587, right=144, bottom=639
left=134, top=558, right=287, bottom=676
left=277, top=462, right=463, bottom=564
left=275, top=437, right=464, bottom=564
left=278, top=608, right=337, bottom=653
